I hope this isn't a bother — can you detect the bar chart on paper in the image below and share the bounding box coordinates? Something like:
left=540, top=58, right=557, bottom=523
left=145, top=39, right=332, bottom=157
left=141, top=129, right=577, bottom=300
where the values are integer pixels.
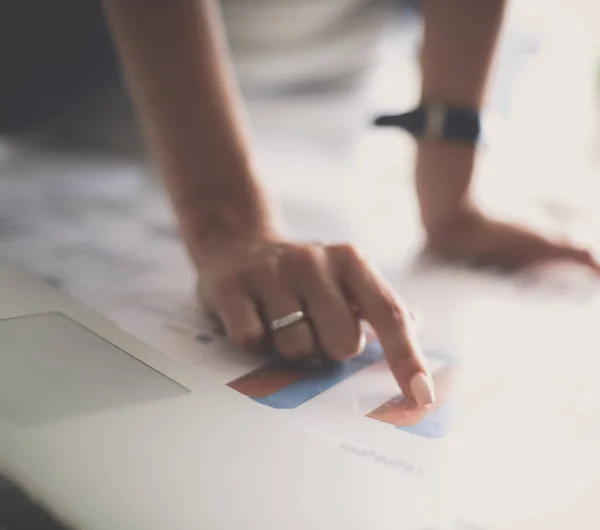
left=228, top=344, right=457, bottom=439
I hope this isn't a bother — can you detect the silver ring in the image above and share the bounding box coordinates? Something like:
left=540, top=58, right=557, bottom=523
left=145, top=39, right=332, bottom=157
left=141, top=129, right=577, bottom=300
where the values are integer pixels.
left=269, top=310, right=306, bottom=333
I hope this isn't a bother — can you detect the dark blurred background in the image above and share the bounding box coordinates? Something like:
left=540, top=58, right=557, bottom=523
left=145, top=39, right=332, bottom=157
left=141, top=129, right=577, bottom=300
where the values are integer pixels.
left=0, top=1, right=120, bottom=133
left=1, top=0, right=420, bottom=133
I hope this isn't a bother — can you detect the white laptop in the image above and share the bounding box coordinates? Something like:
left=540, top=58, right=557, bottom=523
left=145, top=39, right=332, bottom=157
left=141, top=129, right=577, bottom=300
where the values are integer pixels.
left=0, top=261, right=442, bottom=530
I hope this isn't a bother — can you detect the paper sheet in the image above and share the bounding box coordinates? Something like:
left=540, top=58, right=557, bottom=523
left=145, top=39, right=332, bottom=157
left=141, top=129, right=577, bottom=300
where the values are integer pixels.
left=3, top=147, right=600, bottom=529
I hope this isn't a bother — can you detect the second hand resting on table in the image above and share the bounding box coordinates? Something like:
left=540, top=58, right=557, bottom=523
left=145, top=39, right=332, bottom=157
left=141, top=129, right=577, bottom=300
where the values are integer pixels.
left=101, top=0, right=600, bottom=406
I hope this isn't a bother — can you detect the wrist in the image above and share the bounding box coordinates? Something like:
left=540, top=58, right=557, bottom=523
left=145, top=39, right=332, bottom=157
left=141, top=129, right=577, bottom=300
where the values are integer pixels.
left=422, top=202, right=484, bottom=249
left=180, top=200, right=278, bottom=246
left=176, top=190, right=281, bottom=265
left=416, top=141, right=478, bottom=235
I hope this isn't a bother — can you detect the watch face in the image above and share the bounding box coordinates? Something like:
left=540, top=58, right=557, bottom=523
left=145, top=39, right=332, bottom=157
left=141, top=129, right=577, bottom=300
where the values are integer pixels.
left=444, top=106, right=482, bottom=144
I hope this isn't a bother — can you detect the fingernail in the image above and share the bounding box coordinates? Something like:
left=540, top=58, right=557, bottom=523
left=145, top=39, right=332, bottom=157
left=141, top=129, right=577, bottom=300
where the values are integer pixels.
left=410, top=372, right=435, bottom=405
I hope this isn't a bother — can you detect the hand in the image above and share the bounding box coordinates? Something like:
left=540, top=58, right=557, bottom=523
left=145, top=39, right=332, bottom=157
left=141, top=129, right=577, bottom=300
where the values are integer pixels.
left=426, top=207, right=600, bottom=272
left=195, top=237, right=435, bottom=405
left=417, top=142, right=600, bottom=273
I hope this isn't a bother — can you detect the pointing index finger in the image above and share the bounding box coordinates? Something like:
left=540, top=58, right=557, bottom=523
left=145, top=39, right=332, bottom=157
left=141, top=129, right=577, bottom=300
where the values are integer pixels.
left=330, top=245, right=435, bottom=405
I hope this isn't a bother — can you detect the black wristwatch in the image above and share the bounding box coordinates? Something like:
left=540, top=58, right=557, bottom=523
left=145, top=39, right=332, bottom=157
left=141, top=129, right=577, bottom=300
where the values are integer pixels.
left=373, top=104, right=482, bottom=145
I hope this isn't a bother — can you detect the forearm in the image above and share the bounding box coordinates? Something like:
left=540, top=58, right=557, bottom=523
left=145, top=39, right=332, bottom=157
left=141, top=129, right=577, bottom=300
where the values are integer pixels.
left=102, top=0, right=276, bottom=250
left=416, top=0, right=507, bottom=233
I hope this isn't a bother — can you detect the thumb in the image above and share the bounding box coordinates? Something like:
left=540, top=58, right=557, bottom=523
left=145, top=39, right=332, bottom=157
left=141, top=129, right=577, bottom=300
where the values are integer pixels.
left=546, top=242, right=600, bottom=274
left=567, top=247, right=600, bottom=274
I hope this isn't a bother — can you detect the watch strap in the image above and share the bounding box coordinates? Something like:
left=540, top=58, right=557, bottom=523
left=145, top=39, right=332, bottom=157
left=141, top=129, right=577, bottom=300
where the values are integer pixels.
left=373, top=104, right=482, bottom=144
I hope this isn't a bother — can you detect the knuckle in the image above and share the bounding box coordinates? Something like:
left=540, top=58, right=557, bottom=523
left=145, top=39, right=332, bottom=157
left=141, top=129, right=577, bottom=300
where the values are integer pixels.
left=249, top=246, right=283, bottom=273
left=296, top=246, right=322, bottom=266
left=263, top=250, right=282, bottom=270
left=239, top=260, right=276, bottom=288
left=376, top=296, right=408, bottom=328
left=257, top=253, right=280, bottom=275
left=329, top=243, right=363, bottom=263
left=282, top=246, right=321, bottom=275
left=396, top=345, right=418, bottom=362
